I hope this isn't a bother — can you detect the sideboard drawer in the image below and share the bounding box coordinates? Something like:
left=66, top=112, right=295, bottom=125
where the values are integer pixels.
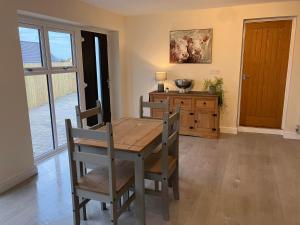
left=173, top=97, right=193, bottom=110
left=152, top=96, right=168, bottom=103
left=195, top=99, right=215, bottom=111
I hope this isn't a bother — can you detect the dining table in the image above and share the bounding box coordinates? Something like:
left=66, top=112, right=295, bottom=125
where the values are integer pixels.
left=74, top=117, right=163, bottom=225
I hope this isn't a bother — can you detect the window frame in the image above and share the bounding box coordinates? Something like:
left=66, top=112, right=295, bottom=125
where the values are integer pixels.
left=18, top=16, right=82, bottom=160
left=19, top=22, right=48, bottom=74
left=46, top=26, right=78, bottom=72
left=18, top=17, right=79, bottom=76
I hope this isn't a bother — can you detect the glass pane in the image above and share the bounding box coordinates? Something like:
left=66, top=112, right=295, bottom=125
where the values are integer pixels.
left=95, top=37, right=102, bottom=101
left=25, top=75, right=54, bottom=157
left=18, top=27, right=43, bottom=69
left=48, top=31, right=73, bottom=67
left=52, top=73, right=78, bottom=146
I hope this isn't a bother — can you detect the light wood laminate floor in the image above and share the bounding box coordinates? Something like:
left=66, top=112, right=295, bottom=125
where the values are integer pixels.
left=1, top=133, right=300, bottom=225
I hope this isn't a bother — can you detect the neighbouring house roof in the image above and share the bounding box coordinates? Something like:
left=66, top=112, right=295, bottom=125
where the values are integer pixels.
left=20, top=41, right=60, bottom=63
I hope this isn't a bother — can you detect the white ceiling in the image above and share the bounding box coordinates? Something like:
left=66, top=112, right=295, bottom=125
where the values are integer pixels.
left=81, top=0, right=294, bottom=15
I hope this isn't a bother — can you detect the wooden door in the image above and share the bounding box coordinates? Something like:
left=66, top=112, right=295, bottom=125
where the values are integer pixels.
left=240, top=20, right=292, bottom=128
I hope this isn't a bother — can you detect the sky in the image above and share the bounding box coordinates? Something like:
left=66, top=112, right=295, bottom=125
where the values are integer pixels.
left=19, top=27, right=73, bottom=61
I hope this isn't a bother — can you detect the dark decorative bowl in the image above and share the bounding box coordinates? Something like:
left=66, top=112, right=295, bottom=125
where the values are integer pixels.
left=175, top=79, right=193, bottom=89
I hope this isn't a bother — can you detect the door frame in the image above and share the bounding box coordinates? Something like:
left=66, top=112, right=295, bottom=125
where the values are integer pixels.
left=237, top=16, right=297, bottom=134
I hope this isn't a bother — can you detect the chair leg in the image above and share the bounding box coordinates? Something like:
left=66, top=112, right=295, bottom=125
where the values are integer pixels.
left=161, top=179, right=170, bottom=221
left=73, top=195, right=81, bottom=225
left=154, top=181, right=159, bottom=191
left=101, top=202, right=107, bottom=211
left=111, top=201, right=118, bottom=225
left=80, top=198, right=87, bottom=220
left=173, top=168, right=180, bottom=200
left=123, top=191, right=130, bottom=210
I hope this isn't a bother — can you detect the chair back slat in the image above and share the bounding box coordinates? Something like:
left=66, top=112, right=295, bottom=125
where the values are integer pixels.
left=71, top=127, right=107, bottom=140
left=139, top=95, right=169, bottom=119
left=72, top=151, right=108, bottom=166
left=79, top=107, right=101, bottom=119
left=167, top=131, right=179, bottom=148
left=76, top=100, right=104, bottom=128
left=168, top=110, right=180, bottom=127
left=142, top=101, right=168, bottom=109
left=89, top=123, right=105, bottom=130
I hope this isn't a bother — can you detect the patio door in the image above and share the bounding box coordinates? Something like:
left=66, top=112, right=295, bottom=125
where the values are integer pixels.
left=18, top=21, right=79, bottom=159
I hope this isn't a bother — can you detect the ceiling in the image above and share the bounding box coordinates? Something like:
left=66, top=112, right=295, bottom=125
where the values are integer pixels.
left=81, top=0, right=294, bottom=15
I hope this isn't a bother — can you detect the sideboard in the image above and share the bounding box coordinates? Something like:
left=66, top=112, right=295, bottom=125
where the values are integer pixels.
left=149, top=91, right=220, bottom=138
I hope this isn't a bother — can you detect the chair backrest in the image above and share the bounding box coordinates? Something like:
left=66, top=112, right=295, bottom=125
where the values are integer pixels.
left=65, top=119, right=116, bottom=200
left=75, top=100, right=104, bottom=129
left=139, top=95, right=169, bottom=119
left=161, top=106, right=180, bottom=177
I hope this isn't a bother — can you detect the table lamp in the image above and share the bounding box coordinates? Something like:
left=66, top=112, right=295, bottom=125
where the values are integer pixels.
left=155, top=72, right=167, bottom=92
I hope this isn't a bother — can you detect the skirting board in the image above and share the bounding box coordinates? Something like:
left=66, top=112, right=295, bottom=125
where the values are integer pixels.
left=283, top=131, right=300, bottom=140
left=0, top=165, right=38, bottom=194
left=220, top=127, right=238, bottom=134
left=238, top=126, right=283, bottom=135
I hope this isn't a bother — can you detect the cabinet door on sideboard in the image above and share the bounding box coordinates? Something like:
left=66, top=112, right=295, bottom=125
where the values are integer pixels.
left=179, top=110, right=195, bottom=135
left=194, top=112, right=218, bottom=137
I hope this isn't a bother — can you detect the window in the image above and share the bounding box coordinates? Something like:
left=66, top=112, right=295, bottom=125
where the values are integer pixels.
left=19, top=26, right=45, bottom=69
left=48, top=31, right=74, bottom=67
left=18, top=20, right=79, bottom=159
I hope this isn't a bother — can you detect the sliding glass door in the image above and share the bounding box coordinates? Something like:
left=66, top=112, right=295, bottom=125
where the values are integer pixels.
left=18, top=22, right=79, bottom=159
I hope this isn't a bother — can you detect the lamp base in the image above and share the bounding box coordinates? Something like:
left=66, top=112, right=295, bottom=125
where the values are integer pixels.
left=157, top=83, right=164, bottom=92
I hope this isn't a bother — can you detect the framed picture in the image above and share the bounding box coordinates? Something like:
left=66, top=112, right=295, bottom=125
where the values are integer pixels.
left=170, top=29, right=213, bottom=64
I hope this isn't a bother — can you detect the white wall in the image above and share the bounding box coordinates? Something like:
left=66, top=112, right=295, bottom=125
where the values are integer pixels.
left=124, top=1, right=300, bottom=137
left=0, top=0, right=126, bottom=193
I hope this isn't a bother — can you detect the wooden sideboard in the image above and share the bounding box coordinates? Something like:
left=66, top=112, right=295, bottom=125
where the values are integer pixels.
left=149, top=91, right=220, bottom=138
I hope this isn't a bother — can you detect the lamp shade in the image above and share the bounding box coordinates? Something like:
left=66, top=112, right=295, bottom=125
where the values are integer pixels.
left=155, top=72, right=167, bottom=81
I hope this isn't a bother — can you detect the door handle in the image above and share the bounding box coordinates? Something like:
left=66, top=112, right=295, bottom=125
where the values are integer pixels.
left=242, top=74, right=250, bottom=80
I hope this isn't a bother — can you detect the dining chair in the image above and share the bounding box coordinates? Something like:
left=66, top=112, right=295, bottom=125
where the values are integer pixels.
left=144, top=107, right=180, bottom=221
left=75, top=100, right=108, bottom=211
left=65, top=119, right=135, bottom=225
left=75, top=100, right=104, bottom=129
left=139, top=95, right=171, bottom=191
left=139, top=95, right=169, bottom=119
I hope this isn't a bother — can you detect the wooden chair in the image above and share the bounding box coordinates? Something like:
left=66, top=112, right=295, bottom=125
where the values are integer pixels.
left=65, top=119, right=135, bottom=225
left=144, top=107, right=180, bottom=221
left=75, top=100, right=104, bottom=130
left=139, top=95, right=169, bottom=119
left=76, top=100, right=108, bottom=211
left=139, top=95, right=170, bottom=191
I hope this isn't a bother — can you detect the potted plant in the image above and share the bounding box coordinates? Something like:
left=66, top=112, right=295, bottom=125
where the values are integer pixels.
left=203, top=77, right=224, bottom=106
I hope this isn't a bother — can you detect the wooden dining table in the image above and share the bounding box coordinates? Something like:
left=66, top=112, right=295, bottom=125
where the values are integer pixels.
left=74, top=117, right=163, bottom=225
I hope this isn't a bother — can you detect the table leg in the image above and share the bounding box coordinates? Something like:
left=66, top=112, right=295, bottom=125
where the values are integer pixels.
left=135, top=154, right=145, bottom=225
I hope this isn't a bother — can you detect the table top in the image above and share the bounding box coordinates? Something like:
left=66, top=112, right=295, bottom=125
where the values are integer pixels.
left=74, top=117, right=163, bottom=152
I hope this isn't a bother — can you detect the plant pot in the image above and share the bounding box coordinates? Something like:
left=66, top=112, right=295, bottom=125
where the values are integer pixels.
left=208, top=85, right=216, bottom=94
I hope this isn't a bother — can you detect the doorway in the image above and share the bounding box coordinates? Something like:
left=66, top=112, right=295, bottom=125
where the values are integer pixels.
left=81, top=30, right=111, bottom=125
left=239, top=19, right=293, bottom=129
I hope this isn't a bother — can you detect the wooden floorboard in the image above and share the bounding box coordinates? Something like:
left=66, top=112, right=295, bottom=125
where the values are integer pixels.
left=0, top=133, right=299, bottom=225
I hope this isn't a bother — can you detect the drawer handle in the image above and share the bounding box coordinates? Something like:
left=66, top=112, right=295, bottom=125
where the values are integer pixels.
left=203, top=102, right=207, bottom=105
left=194, top=120, right=198, bottom=123
left=160, top=100, right=163, bottom=103
left=181, top=101, right=184, bottom=104
left=169, top=111, right=173, bottom=114
left=189, top=126, right=194, bottom=129
left=212, top=128, right=217, bottom=131
left=189, top=112, right=194, bottom=115
left=212, top=113, right=217, bottom=117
